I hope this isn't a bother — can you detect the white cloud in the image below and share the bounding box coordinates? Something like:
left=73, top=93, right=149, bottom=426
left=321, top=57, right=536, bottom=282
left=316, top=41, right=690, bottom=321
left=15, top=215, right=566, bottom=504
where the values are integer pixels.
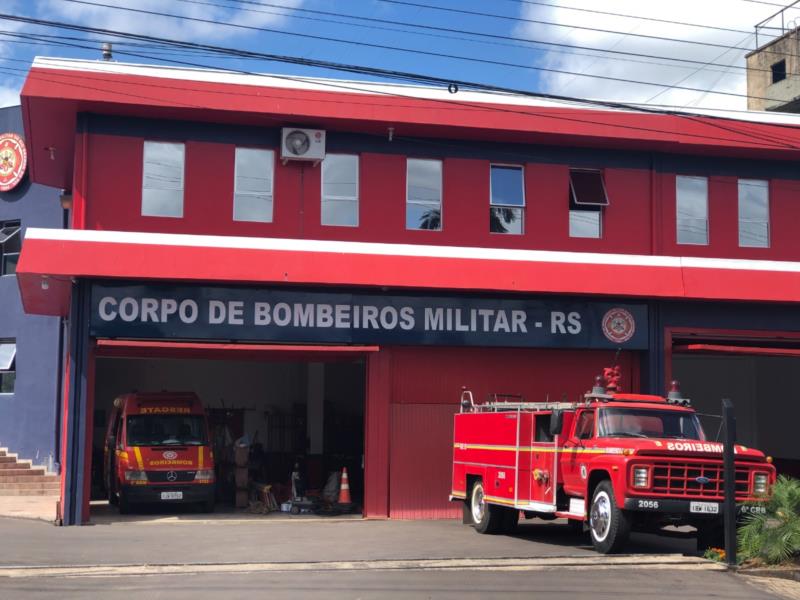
left=38, top=0, right=304, bottom=43
left=515, top=0, right=798, bottom=111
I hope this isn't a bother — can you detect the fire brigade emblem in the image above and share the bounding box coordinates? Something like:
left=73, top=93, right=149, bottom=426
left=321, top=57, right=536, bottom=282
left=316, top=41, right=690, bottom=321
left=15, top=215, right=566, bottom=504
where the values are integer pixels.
left=0, top=133, right=26, bottom=192
left=162, top=450, right=178, bottom=460
left=602, top=308, right=636, bottom=344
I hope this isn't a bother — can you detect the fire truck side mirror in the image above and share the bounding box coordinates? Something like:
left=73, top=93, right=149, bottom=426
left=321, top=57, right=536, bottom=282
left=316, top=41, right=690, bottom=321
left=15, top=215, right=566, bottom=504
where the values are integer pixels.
left=550, top=410, right=564, bottom=437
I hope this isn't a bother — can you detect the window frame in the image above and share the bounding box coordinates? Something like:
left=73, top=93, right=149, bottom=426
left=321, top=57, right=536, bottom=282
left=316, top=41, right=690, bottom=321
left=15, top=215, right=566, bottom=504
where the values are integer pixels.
left=232, top=146, right=275, bottom=224
left=405, top=158, right=443, bottom=231
left=141, top=140, right=185, bottom=219
left=737, top=178, right=770, bottom=249
left=489, top=163, right=526, bottom=235
left=321, top=153, right=359, bottom=227
left=0, top=220, right=21, bottom=277
left=0, top=340, right=16, bottom=395
left=568, top=168, right=606, bottom=239
left=676, top=175, right=709, bottom=246
left=771, top=59, right=787, bottom=85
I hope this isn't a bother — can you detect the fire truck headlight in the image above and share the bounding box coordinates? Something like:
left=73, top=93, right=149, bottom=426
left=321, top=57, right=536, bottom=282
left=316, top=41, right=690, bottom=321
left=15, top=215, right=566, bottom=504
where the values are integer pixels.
left=753, top=472, right=769, bottom=495
left=195, top=469, right=215, bottom=482
left=632, top=467, right=650, bottom=489
left=124, top=470, right=147, bottom=482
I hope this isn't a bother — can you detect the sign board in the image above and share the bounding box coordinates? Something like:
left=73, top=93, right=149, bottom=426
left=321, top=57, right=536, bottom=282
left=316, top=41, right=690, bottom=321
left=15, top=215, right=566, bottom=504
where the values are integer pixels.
left=0, top=133, right=27, bottom=192
left=89, top=284, right=648, bottom=349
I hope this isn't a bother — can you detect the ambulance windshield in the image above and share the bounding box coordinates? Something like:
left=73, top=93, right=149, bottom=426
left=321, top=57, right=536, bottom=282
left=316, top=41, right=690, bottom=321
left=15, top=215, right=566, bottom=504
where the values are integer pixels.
left=597, top=408, right=705, bottom=441
left=126, top=415, right=207, bottom=446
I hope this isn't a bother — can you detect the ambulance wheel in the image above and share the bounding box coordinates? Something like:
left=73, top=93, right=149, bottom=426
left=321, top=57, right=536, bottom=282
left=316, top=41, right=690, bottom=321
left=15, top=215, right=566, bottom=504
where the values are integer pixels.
left=118, top=491, right=131, bottom=515
left=589, top=481, right=630, bottom=554
left=470, top=480, right=503, bottom=534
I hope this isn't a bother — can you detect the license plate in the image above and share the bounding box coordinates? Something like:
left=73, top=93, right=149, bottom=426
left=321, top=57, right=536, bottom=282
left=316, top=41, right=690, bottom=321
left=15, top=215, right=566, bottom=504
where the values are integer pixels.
left=161, top=491, right=183, bottom=500
left=690, top=501, right=719, bottom=514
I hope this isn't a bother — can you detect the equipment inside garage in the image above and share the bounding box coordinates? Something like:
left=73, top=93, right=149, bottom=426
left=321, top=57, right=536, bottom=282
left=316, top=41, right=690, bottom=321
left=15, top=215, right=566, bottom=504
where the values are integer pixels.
left=90, top=353, right=365, bottom=517
left=673, top=353, right=800, bottom=477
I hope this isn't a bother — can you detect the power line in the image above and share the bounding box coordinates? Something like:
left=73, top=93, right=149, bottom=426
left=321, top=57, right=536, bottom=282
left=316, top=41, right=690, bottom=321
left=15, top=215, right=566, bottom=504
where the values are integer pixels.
left=7, top=21, right=800, bottom=152
left=193, top=0, right=781, bottom=77
left=42, top=1, right=792, bottom=103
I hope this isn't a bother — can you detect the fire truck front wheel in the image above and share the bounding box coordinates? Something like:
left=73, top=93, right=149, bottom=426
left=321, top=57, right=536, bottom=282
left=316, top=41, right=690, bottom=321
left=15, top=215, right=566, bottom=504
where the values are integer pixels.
left=589, top=481, right=630, bottom=554
left=470, top=480, right=505, bottom=534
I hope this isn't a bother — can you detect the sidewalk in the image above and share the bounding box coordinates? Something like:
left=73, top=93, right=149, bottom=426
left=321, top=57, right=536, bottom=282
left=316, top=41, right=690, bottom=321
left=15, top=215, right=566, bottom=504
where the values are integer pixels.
left=0, top=497, right=56, bottom=523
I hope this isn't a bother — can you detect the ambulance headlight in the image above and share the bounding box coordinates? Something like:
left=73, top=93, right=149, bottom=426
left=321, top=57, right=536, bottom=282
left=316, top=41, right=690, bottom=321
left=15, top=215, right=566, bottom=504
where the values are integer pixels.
left=753, top=472, right=769, bottom=495
left=632, top=467, right=650, bottom=489
left=195, top=469, right=215, bottom=482
left=124, top=470, right=147, bottom=482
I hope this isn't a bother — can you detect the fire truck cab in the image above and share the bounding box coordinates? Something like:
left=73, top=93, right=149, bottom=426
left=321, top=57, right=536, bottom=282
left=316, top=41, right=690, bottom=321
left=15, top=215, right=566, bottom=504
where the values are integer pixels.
left=104, top=392, right=215, bottom=514
left=450, top=368, right=776, bottom=553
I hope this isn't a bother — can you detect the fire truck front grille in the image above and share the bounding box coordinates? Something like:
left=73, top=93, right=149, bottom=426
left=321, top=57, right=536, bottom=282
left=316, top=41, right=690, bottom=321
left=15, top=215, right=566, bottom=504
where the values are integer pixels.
left=651, top=461, right=750, bottom=499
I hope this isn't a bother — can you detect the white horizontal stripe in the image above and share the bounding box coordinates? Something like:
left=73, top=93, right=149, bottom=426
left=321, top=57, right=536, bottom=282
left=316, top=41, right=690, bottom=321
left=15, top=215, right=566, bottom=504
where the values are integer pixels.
left=31, top=58, right=800, bottom=128
left=24, top=227, right=800, bottom=274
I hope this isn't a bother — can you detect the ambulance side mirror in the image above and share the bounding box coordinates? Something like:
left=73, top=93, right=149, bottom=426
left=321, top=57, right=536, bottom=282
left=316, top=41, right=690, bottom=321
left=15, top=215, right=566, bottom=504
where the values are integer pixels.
left=550, top=410, right=563, bottom=437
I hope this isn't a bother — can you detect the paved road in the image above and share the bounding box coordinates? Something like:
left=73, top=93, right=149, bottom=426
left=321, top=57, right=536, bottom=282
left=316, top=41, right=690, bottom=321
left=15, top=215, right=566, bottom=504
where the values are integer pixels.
left=0, top=568, right=782, bottom=600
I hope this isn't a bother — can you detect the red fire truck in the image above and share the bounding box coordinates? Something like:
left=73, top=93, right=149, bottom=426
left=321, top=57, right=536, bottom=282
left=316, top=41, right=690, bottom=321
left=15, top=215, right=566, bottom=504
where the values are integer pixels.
left=104, top=392, right=215, bottom=514
left=450, top=368, right=775, bottom=553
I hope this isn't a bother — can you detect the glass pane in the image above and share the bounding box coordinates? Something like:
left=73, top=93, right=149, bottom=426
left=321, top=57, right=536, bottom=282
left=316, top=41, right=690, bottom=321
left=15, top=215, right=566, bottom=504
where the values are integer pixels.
left=0, top=224, right=19, bottom=245
left=676, top=176, right=708, bottom=220
left=142, top=188, right=184, bottom=218
left=0, top=343, right=15, bottom=370
left=234, top=193, right=273, bottom=223
left=323, top=155, right=358, bottom=200
left=2, top=253, right=18, bottom=276
left=4, top=229, right=20, bottom=254
left=407, top=159, right=441, bottom=205
left=235, top=148, right=273, bottom=195
left=490, top=165, right=524, bottom=207
left=489, top=207, right=523, bottom=234
left=406, top=203, right=441, bottom=231
left=143, top=142, right=184, bottom=191
left=677, top=218, right=708, bottom=245
left=0, top=372, right=14, bottom=394
left=570, top=210, right=601, bottom=238
left=739, top=221, right=769, bottom=248
left=570, top=170, right=608, bottom=206
left=322, top=199, right=358, bottom=227
left=738, top=179, right=768, bottom=220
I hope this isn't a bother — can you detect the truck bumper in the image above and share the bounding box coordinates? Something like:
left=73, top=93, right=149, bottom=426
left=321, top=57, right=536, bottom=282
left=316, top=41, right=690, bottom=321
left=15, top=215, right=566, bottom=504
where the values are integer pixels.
left=122, top=483, right=215, bottom=505
left=623, top=497, right=766, bottom=516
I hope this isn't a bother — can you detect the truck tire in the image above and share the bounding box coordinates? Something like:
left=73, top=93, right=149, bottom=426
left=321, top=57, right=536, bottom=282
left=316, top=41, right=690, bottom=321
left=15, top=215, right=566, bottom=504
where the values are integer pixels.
left=470, top=480, right=504, bottom=534
left=118, top=490, right=131, bottom=515
left=589, top=481, right=630, bottom=554
left=108, top=486, right=118, bottom=507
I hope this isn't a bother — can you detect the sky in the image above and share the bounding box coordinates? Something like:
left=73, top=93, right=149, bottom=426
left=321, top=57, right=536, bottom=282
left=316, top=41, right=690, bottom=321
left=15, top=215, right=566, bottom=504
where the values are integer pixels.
left=0, top=0, right=798, bottom=112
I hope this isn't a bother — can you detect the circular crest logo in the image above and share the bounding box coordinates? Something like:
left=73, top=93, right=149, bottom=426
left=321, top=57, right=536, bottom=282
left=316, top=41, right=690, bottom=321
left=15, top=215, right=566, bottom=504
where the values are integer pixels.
left=0, top=133, right=27, bottom=192
left=162, top=450, right=178, bottom=460
left=602, top=308, right=636, bottom=344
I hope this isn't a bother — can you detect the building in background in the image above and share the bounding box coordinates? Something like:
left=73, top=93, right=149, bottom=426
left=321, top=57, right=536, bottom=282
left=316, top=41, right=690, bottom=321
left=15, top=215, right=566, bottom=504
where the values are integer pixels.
left=746, top=3, right=800, bottom=112
left=0, top=104, right=63, bottom=484
left=15, top=57, right=800, bottom=525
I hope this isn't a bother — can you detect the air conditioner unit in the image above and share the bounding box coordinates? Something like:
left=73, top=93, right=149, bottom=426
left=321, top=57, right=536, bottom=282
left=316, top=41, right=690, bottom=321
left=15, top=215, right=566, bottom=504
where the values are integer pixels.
left=280, top=128, right=326, bottom=162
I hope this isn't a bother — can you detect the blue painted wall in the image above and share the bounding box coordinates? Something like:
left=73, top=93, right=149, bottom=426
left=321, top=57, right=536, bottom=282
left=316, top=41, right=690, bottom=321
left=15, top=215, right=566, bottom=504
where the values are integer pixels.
left=0, top=105, right=62, bottom=468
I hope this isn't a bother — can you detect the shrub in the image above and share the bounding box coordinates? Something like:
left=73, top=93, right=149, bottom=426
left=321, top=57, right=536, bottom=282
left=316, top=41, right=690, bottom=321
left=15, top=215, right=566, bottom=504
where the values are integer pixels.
left=738, top=475, right=800, bottom=565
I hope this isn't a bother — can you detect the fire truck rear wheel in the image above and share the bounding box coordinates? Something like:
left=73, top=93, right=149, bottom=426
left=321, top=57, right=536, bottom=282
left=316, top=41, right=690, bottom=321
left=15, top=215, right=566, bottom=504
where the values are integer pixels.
left=470, top=480, right=504, bottom=534
left=589, top=481, right=630, bottom=554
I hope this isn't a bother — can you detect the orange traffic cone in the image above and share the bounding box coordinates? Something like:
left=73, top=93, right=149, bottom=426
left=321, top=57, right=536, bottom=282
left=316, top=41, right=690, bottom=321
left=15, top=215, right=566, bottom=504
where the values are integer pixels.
left=337, top=467, right=352, bottom=505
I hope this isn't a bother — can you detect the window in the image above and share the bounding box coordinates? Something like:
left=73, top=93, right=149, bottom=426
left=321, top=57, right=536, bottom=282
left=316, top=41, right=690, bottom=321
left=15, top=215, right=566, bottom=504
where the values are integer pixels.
left=321, top=154, right=358, bottom=227
left=142, top=141, right=184, bottom=218
left=738, top=179, right=769, bottom=248
left=575, top=411, right=595, bottom=440
left=233, top=148, right=274, bottom=223
left=569, top=169, right=607, bottom=238
left=771, top=59, right=787, bottom=84
left=406, top=159, right=442, bottom=230
left=489, top=165, right=524, bottom=234
left=0, top=221, right=20, bottom=276
left=0, top=341, right=15, bottom=394
left=676, top=175, right=708, bottom=245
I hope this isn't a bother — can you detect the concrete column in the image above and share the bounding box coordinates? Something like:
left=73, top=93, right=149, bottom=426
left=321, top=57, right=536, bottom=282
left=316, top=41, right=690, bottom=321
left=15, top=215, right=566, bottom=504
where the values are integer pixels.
left=307, top=363, right=324, bottom=454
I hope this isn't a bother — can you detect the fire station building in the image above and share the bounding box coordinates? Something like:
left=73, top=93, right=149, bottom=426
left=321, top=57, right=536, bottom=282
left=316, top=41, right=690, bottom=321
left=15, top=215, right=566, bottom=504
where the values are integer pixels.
left=15, top=57, right=800, bottom=525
